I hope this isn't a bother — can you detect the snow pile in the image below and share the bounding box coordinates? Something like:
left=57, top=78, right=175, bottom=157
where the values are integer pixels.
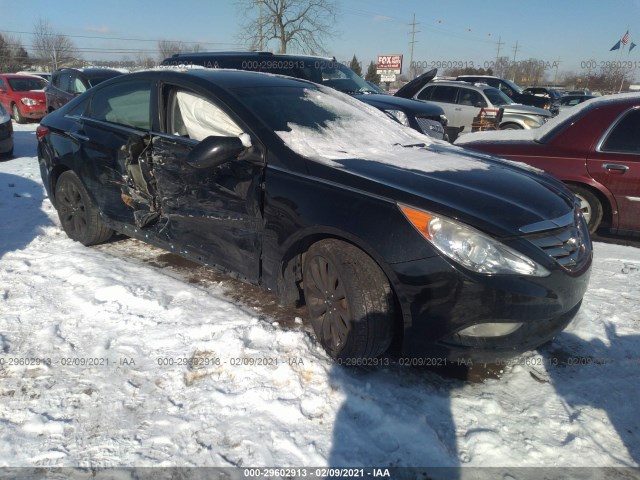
left=0, top=124, right=639, bottom=470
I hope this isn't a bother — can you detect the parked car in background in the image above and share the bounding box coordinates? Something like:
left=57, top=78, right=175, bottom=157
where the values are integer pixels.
left=455, top=94, right=640, bottom=235
left=162, top=52, right=448, bottom=140
left=17, top=71, right=51, bottom=83
left=523, top=87, right=563, bottom=102
left=0, top=103, right=13, bottom=157
left=409, top=80, right=550, bottom=141
left=0, top=74, right=47, bottom=123
left=456, top=75, right=551, bottom=109
left=45, top=67, right=123, bottom=112
left=550, top=94, right=596, bottom=116
left=37, top=69, right=591, bottom=362
left=568, top=89, right=592, bottom=96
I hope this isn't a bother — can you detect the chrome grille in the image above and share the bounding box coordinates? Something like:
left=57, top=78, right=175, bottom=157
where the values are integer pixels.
left=527, top=215, right=589, bottom=271
left=416, top=117, right=444, bottom=137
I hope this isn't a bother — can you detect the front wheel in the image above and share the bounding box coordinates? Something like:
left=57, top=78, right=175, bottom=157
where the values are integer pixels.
left=11, top=104, right=25, bottom=124
left=569, top=184, right=603, bottom=233
left=500, top=123, right=522, bottom=130
left=54, top=171, right=113, bottom=245
left=303, top=239, right=395, bottom=361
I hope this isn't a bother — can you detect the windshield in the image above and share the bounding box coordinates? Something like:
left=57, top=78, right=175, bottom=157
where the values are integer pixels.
left=231, top=84, right=488, bottom=173
left=483, top=87, right=514, bottom=106
left=503, top=78, right=523, bottom=95
left=319, top=63, right=377, bottom=94
left=8, top=77, right=47, bottom=92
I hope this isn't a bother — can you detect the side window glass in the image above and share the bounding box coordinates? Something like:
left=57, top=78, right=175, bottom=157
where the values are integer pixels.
left=59, top=73, right=72, bottom=92
left=0, top=79, right=6, bottom=89
left=416, top=86, right=433, bottom=101
left=71, top=77, right=87, bottom=94
left=601, top=109, right=640, bottom=154
left=458, top=89, right=486, bottom=107
left=168, top=89, right=242, bottom=141
left=430, top=86, right=458, bottom=104
left=90, top=80, right=151, bottom=130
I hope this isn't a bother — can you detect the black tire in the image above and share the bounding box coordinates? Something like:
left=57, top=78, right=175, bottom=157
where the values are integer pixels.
left=500, top=123, right=522, bottom=130
left=0, top=146, right=12, bottom=159
left=11, top=104, right=25, bottom=124
left=303, top=239, right=395, bottom=361
left=54, top=171, right=113, bottom=245
left=569, top=184, right=603, bottom=233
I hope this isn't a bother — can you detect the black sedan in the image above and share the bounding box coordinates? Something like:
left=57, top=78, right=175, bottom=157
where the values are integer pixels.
left=37, top=69, right=592, bottom=362
left=0, top=103, right=13, bottom=157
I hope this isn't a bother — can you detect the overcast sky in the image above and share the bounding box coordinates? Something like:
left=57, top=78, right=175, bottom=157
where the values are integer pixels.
left=1, top=0, right=639, bottom=78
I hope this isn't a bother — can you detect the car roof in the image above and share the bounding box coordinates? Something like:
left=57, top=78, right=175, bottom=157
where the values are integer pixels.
left=118, top=68, right=319, bottom=90
left=428, top=80, right=491, bottom=90
left=167, top=51, right=334, bottom=63
left=0, top=73, right=47, bottom=79
left=55, top=67, right=123, bottom=76
left=457, top=75, right=497, bottom=79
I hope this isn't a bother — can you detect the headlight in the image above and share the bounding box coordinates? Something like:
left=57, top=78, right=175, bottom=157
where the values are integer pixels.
left=385, top=109, right=410, bottom=127
left=439, top=114, right=448, bottom=126
left=523, top=118, right=543, bottom=127
left=21, top=97, right=37, bottom=106
left=399, top=204, right=550, bottom=277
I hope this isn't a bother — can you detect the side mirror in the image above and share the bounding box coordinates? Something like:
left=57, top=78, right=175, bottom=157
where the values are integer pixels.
left=186, top=135, right=245, bottom=169
left=474, top=101, right=487, bottom=108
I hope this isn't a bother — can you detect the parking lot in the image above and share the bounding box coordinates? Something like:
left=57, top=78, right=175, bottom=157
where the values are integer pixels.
left=1, top=124, right=639, bottom=473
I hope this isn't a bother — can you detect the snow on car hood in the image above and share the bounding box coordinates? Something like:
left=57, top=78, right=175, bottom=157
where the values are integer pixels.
left=275, top=88, right=489, bottom=174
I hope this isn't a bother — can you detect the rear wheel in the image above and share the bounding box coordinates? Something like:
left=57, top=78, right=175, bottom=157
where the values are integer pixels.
left=569, top=184, right=603, bottom=233
left=11, top=104, right=25, bottom=124
left=303, top=239, right=395, bottom=361
left=54, top=171, right=113, bottom=245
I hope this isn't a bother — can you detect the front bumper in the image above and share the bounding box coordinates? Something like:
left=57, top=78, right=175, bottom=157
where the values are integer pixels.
left=390, top=250, right=591, bottom=362
left=19, top=104, right=46, bottom=119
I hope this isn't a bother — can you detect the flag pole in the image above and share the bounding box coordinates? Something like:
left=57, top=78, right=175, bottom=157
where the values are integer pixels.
left=618, top=27, right=631, bottom=93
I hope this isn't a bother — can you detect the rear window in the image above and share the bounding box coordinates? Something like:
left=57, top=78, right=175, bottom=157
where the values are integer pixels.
left=7, top=77, right=47, bottom=92
left=600, top=108, right=640, bottom=154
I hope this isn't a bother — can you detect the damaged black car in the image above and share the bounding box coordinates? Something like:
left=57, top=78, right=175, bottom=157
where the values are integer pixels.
left=37, top=69, right=592, bottom=362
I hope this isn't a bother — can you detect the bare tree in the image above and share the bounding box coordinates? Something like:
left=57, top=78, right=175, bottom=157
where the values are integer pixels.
left=0, top=33, right=31, bottom=72
left=236, top=0, right=337, bottom=54
left=32, top=19, right=79, bottom=70
left=158, top=40, right=185, bottom=61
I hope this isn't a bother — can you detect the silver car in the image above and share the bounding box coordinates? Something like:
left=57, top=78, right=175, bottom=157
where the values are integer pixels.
left=412, top=81, right=551, bottom=141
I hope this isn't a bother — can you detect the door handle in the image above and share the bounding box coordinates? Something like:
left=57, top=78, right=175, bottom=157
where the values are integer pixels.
left=67, top=131, right=90, bottom=142
left=602, top=163, right=629, bottom=172
left=454, top=107, right=462, bottom=111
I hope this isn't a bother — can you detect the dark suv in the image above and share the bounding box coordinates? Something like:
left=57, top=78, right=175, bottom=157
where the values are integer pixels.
left=456, top=75, right=551, bottom=110
left=45, top=68, right=123, bottom=112
left=162, top=52, right=448, bottom=140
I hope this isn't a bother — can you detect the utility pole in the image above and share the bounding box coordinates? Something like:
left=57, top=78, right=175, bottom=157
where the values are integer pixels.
left=409, top=13, right=420, bottom=79
left=553, top=56, right=560, bottom=87
left=258, top=0, right=263, bottom=51
left=495, top=35, right=504, bottom=63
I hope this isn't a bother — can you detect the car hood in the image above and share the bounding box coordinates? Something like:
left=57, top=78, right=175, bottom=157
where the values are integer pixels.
left=306, top=144, right=573, bottom=238
left=502, top=103, right=551, bottom=117
left=393, top=68, right=438, bottom=99
left=357, top=93, right=444, bottom=115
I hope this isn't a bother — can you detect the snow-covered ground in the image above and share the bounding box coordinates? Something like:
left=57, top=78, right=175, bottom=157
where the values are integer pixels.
left=1, top=123, right=639, bottom=474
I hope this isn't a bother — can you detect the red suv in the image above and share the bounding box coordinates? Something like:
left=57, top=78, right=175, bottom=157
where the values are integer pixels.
left=0, top=74, right=47, bottom=123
